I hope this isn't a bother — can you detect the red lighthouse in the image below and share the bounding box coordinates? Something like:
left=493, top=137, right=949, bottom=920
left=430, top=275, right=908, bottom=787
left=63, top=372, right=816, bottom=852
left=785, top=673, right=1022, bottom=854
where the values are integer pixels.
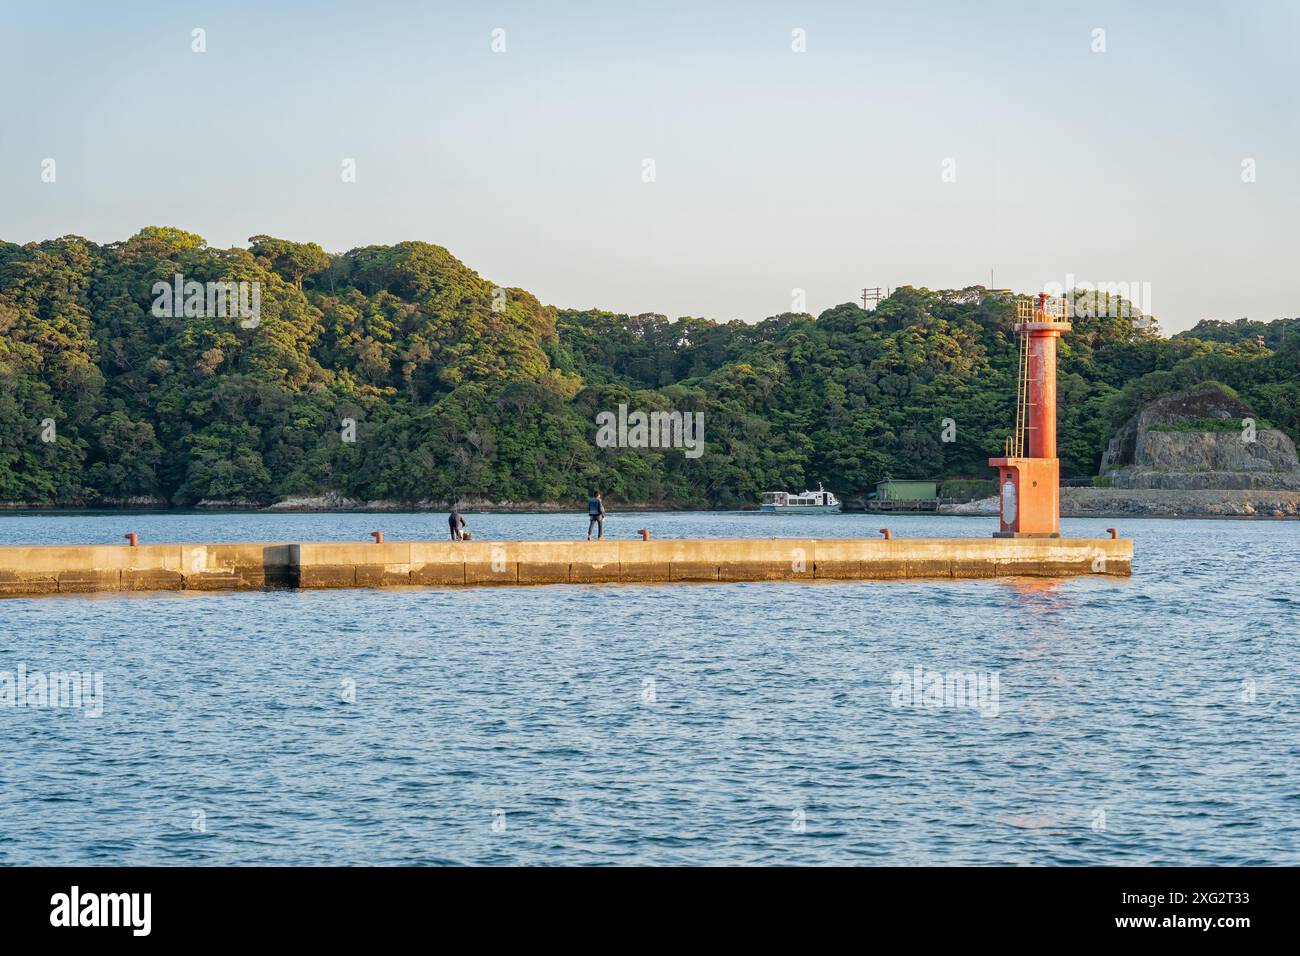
left=988, top=294, right=1071, bottom=537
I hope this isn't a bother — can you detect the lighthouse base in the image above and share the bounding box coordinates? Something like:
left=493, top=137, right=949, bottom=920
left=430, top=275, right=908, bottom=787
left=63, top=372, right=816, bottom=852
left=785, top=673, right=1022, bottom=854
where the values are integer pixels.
left=988, top=456, right=1061, bottom=537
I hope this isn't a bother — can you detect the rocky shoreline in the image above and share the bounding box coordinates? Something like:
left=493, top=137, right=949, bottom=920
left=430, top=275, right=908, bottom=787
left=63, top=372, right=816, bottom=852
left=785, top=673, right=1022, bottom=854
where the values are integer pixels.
left=260, top=494, right=699, bottom=514
left=942, top=488, right=1300, bottom=519
left=3, top=488, right=1300, bottom=518
left=0, top=494, right=699, bottom=514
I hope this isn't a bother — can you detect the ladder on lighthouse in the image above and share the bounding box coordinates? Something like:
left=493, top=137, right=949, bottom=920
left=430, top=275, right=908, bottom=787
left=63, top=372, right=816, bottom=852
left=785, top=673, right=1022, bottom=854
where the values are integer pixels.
left=1003, top=294, right=1073, bottom=459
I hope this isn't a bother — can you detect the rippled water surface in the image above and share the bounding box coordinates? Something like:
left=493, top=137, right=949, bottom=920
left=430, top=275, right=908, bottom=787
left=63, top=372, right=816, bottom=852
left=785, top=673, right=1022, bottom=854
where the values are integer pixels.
left=0, top=511, right=1296, bottom=865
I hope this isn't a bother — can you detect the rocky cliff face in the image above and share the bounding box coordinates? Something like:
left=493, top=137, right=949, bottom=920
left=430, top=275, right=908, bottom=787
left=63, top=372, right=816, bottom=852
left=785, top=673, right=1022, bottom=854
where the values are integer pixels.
left=1139, top=429, right=1296, bottom=471
left=1100, top=385, right=1300, bottom=490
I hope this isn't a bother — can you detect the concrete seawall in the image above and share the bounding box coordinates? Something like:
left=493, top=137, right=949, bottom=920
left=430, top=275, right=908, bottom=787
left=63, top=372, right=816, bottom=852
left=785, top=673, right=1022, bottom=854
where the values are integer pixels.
left=0, top=537, right=1131, bottom=596
left=0, top=543, right=296, bottom=595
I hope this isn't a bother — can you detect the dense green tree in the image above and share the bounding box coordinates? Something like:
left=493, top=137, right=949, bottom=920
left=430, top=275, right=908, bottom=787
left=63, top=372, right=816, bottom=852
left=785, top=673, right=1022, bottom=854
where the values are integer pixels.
left=0, top=228, right=1296, bottom=507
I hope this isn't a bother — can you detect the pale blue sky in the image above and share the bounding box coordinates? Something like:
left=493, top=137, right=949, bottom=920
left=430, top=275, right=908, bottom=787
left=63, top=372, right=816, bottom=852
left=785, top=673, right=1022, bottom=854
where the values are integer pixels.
left=3, top=1, right=1297, bottom=332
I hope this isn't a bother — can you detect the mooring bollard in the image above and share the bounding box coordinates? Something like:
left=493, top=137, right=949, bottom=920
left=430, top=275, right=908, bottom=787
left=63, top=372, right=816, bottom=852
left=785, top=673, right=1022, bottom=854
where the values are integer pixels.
left=369, top=531, right=384, bottom=544
left=878, top=528, right=892, bottom=541
left=637, top=529, right=650, bottom=540
left=124, top=533, right=138, bottom=547
left=1106, top=527, right=1118, bottom=540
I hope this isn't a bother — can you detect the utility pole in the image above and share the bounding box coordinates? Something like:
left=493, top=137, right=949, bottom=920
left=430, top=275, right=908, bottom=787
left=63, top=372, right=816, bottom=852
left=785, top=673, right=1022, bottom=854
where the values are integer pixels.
left=861, top=287, right=885, bottom=310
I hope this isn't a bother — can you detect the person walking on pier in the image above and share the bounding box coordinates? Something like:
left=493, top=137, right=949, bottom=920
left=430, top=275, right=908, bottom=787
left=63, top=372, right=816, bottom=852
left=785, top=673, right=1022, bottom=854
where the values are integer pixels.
left=448, top=508, right=466, bottom=541
left=586, top=489, right=605, bottom=540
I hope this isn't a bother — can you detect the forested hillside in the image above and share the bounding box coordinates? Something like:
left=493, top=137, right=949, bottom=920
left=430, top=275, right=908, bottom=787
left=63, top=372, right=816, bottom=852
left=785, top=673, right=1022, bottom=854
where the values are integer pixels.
left=1, top=228, right=1296, bottom=508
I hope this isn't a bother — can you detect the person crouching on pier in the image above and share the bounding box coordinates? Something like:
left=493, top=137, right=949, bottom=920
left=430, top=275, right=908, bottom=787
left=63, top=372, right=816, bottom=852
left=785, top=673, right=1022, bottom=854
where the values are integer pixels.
left=449, top=508, right=466, bottom=541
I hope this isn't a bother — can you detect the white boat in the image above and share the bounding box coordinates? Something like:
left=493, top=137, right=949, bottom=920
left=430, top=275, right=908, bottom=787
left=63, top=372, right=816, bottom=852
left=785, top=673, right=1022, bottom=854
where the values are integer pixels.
left=759, top=485, right=841, bottom=513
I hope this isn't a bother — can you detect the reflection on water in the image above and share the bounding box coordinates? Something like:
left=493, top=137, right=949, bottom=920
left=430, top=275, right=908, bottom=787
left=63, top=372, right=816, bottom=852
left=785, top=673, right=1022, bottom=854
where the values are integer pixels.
left=1008, top=578, right=1068, bottom=597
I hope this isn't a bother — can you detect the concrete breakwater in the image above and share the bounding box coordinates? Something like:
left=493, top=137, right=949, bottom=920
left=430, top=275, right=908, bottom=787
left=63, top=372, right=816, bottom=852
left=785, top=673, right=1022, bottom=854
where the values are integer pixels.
left=0, top=537, right=1132, bottom=596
